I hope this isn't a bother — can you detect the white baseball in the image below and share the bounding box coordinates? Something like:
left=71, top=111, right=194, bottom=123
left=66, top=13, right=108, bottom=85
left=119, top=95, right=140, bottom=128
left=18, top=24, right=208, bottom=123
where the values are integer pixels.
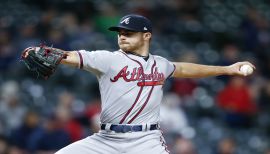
left=240, top=64, right=253, bottom=76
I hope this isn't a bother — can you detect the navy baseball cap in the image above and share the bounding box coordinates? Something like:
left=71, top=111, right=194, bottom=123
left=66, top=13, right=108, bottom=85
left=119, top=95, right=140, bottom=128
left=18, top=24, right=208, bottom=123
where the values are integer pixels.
left=108, top=14, right=152, bottom=33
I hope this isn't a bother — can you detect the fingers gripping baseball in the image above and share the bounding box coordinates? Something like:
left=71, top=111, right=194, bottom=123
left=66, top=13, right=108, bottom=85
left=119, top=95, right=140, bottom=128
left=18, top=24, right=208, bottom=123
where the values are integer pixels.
left=228, top=61, right=255, bottom=76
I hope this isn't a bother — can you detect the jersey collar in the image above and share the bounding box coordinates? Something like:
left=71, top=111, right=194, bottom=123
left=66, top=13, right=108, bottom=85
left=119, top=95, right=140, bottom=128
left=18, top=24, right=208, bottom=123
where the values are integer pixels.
left=119, top=49, right=150, bottom=61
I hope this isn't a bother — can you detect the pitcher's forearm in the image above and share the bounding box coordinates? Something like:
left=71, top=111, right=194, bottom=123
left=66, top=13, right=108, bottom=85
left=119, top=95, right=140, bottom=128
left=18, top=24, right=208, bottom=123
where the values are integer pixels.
left=172, top=62, right=230, bottom=78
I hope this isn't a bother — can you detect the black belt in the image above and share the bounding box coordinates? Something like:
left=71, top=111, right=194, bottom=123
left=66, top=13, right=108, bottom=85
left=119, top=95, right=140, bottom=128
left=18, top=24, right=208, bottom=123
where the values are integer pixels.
left=100, top=124, right=159, bottom=133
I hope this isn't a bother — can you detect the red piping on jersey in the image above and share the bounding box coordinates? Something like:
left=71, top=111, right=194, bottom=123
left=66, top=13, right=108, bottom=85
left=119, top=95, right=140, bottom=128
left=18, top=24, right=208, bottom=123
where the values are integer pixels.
left=119, top=51, right=147, bottom=124
left=127, top=60, right=156, bottom=124
left=119, top=86, right=143, bottom=124
left=128, top=86, right=154, bottom=123
left=76, top=51, right=83, bottom=69
left=168, top=64, right=176, bottom=78
left=160, top=130, right=170, bottom=153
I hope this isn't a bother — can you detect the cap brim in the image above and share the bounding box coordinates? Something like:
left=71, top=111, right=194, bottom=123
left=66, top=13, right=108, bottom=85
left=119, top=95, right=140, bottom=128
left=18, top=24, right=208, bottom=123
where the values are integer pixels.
left=108, top=26, right=137, bottom=32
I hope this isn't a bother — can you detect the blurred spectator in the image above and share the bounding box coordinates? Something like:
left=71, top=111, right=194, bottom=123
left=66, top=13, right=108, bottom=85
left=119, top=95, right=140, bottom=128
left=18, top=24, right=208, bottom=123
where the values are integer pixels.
left=240, top=7, right=270, bottom=78
left=55, top=91, right=84, bottom=142
left=29, top=113, right=71, bottom=154
left=56, top=107, right=84, bottom=142
left=241, top=8, right=260, bottom=51
left=215, top=137, right=236, bottom=154
left=217, top=44, right=241, bottom=83
left=47, top=28, right=69, bottom=50
left=216, top=76, right=257, bottom=128
left=94, top=1, right=120, bottom=37
left=83, top=98, right=101, bottom=134
left=0, top=30, right=17, bottom=71
left=0, top=135, right=8, bottom=154
left=258, top=81, right=270, bottom=111
left=171, top=51, right=198, bottom=98
left=171, top=78, right=197, bottom=97
left=8, top=146, right=23, bottom=154
left=0, top=81, right=26, bottom=135
left=59, top=13, right=79, bottom=39
left=160, top=93, right=189, bottom=135
left=172, top=137, right=197, bottom=154
left=56, top=91, right=75, bottom=113
left=36, top=9, right=57, bottom=39
left=16, top=24, right=40, bottom=51
left=241, top=7, right=270, bottom=52
left=9, top=110, right=42, bottom=154
left=219, top=44, right=240, bottom=66
left=258, top=81, right=270, bottom=136
left=265, top=149, right=270, bottom=154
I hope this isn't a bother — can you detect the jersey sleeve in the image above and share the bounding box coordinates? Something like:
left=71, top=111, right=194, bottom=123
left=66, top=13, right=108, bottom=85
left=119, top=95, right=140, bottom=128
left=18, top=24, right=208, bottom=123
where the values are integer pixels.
left=76, top=50, right=113, bottom=75
left=156, top=56, right=176, bottom=79
left=167, top=61, right=176, bottom=78
left=164, top=59, right=176, bottom=79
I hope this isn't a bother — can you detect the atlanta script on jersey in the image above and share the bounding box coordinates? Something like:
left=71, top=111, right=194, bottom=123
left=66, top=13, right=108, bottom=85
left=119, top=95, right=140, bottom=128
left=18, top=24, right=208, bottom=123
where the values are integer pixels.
left=77, top=49, right=175, bottom=124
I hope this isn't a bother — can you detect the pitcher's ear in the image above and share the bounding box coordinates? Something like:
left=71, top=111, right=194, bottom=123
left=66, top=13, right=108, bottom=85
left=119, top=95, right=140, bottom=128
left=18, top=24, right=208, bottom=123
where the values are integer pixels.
left=143, top=32, right=152, bottom=40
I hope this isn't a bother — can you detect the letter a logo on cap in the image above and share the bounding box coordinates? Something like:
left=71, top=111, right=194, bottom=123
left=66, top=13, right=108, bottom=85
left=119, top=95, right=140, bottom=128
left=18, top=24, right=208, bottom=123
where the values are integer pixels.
left=120, top=17, right=130, bottom=24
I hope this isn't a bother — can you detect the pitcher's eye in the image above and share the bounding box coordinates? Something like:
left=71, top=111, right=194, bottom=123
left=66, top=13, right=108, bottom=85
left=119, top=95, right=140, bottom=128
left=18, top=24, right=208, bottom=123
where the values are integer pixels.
left=118, top=31, right=136, bottom=37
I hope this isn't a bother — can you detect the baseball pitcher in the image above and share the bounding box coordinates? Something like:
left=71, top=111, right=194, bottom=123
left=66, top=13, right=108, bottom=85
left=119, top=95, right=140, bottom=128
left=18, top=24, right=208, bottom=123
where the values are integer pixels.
left=21, top=14, right=255, bottom=154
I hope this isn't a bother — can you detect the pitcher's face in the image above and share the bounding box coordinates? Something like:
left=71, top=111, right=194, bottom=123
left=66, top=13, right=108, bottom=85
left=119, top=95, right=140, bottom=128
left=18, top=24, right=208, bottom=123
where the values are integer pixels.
left=118, top=29, right=144, bottom=52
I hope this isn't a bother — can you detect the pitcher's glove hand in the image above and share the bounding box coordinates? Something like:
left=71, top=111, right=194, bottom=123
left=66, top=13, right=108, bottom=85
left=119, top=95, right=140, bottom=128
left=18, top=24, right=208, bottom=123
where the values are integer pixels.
left=21, top=45, right=67, bottom=79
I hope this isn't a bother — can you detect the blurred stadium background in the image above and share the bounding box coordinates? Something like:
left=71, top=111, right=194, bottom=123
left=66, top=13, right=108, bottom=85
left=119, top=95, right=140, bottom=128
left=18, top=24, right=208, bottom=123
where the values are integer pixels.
left=0, top=0, right=270, bottom=154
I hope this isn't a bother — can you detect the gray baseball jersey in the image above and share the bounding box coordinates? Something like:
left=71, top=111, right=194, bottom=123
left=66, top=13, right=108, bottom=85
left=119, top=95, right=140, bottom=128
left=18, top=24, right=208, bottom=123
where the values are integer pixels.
left=56, top=49, right=175, bottom=154
left=77, top=49, right=175, bottom=124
